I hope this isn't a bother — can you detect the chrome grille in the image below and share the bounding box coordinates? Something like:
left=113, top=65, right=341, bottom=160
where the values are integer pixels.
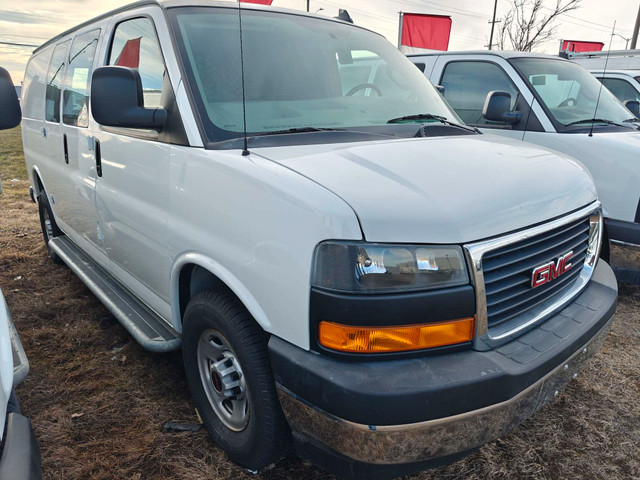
left=482, top=216, right=590, bottom=329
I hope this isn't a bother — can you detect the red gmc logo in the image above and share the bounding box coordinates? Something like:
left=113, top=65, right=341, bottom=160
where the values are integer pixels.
left=531, top=251, right=574, bottom=288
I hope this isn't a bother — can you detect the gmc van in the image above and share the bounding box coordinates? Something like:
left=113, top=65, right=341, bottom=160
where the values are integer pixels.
left=20, top=3, right=617, bottom=478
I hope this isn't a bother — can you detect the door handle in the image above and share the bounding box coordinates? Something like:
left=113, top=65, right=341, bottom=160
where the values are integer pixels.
left=63, top=134, right=69, bottom=164
left=95, top=140, right=102, bottom=177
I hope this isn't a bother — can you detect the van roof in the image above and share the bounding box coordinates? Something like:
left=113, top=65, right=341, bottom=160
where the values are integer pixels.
left=33, top=0, right=360, bottom=55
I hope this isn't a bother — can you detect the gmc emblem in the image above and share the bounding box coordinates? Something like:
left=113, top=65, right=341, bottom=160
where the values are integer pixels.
left=531, top=251, right=573, bottom=288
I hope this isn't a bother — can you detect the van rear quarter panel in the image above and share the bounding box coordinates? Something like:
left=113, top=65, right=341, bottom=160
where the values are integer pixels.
left=168, top=146, right=362, bottom=350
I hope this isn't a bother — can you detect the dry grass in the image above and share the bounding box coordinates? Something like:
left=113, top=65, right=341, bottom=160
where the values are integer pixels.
left=0, top=126, right=639, bottom=479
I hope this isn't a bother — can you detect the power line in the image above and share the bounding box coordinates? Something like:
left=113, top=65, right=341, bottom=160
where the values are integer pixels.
left=0, top=40, right=39, bottom=48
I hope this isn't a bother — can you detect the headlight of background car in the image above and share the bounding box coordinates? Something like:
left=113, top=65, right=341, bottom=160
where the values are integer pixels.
left=312, top=242, right=469, bottom=293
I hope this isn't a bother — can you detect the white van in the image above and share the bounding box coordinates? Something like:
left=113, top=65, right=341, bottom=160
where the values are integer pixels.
left=21, top=3, right=617, bottom=478
left=409, top=51, right=640, bottom=282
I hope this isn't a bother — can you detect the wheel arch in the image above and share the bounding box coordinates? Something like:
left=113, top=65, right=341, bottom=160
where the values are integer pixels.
left=170, top=253, right=272, bottom=335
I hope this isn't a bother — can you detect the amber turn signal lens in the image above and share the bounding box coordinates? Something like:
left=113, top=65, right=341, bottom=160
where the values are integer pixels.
left=318, top=318, right=475, bottom=353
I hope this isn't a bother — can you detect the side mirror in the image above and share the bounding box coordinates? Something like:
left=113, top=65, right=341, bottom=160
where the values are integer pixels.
left=0, top=67, right=21, bottom=130
left=91, top=66, right=166, bottom=130
left=482, top=91, right=522, bottom=124
left=623, top=99, right=640, bottom=118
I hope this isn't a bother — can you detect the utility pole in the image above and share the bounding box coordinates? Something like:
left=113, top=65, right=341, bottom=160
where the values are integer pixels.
left=306, top=0, right=310, bottom=12
left=631, top=2, right=640, bottom=49
left=487, top=0, right=499, bottom=50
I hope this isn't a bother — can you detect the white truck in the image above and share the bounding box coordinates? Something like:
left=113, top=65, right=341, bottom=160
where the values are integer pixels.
left=0, top=66, right=42, bottom=480
left=20, top=3, right=617, bottom=479
left=409, top=51, right=640, bottom=283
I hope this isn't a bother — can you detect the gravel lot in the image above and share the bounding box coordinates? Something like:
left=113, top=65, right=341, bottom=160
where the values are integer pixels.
left=1, top=126, right=639, bottom=479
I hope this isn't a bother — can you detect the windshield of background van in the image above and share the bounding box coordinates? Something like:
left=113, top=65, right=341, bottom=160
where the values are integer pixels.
left=170, top=7, right=459, bottom=142
left=511, top=58, right=634, bottom=127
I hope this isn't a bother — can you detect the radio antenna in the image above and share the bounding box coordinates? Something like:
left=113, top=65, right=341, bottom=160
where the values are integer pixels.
left=589, top=21, right=615, bottom=137
left=238, top=1, right=250, bottom=156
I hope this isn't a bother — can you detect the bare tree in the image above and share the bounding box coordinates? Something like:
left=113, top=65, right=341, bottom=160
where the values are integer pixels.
left=497, top=0, right=581, bottom=52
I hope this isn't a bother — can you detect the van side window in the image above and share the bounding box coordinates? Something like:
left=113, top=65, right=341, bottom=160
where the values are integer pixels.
left=108, top=18, right=165, bottom=108
left=599, top=77, right=640, bottom=103
left=45, top=40, right=71, bottom=123
left=63, top=29, right=100, bottom=127
left=22, top=47, right=53, bottom=120
left=440, top=61, right=519, bottom=126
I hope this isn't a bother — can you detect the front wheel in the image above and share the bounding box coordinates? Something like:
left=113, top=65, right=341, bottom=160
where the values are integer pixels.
left=182, top=291, right=290, bottom=470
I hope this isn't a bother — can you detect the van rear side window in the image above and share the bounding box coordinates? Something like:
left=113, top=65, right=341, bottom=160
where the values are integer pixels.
left=63, top=29, right=100, bottom=127
left=45, top=40, right=71, bottom=123
left=22, top=47, right=52, bottom=120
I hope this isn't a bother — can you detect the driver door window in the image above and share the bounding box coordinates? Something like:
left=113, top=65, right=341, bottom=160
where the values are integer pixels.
left=440, top=61, right=519, bottom=126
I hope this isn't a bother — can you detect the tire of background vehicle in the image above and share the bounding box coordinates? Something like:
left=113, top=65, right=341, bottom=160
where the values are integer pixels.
left=37, top=189, right=64, bottom=265
left=182, top=291, right=291, bottom=470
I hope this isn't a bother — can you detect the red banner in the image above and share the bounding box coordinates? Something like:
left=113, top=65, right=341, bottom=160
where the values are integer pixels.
left=240, top=0, right=273, bottom=4
left=561, top=40, right=604, bottom=53
left=115, top=38, right=141, bottom=68
left=401, top=13, right=452, bottom=51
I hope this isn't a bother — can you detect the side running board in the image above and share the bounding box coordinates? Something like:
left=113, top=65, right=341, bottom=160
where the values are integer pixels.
left=48, top=236, right=181, bottom=352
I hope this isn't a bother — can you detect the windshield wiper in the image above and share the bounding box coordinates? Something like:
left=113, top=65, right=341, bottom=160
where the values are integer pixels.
left=256, top=127, right=344, bottom=136
left=623, top=118, right=640, bottom=123
left=386, top=113, right=476, bottom=132
left=565, top=118, right=624, bottom=127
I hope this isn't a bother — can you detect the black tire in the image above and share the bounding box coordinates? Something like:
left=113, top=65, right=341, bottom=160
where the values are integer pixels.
left=37, top=189, right=64, bottom=265
left=182, top=291, right=290, bottom=470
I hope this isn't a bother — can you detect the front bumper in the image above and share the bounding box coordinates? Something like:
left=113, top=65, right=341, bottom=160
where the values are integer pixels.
left=0, top=413, right=42, bottom=480
left=270, top=261, right=617, bottom=477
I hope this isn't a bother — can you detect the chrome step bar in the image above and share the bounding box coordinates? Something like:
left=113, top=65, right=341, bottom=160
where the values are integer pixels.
left=48, top=237, right=181, bottom=352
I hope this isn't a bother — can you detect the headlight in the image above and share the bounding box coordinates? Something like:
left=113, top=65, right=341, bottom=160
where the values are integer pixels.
left=311, top=242, right=469, bottom=293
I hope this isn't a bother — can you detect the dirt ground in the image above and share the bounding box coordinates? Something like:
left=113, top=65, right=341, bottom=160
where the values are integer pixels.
left=1, top=126, right=639, bottom=480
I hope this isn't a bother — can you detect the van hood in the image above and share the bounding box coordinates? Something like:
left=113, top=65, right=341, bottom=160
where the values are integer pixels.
left=253, top=135, right=597, bottom=244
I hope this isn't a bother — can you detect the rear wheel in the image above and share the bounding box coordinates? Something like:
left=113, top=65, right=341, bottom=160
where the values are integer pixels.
left=182, top=291, right=290, bottom=470
left=37, top=189, right=64, bottom=265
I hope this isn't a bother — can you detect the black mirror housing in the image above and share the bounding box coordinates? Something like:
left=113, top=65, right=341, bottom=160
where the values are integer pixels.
left=91, top=66, right=166, bottom=130
left=623, top=99, right=640, bottom=118
left=0, top=67, right=21, bottom=130
left=482, top=90, right=521, bottom=124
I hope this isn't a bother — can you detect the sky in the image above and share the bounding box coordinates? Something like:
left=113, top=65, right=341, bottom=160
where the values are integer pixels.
left=0, top=0, right=638, bottom=84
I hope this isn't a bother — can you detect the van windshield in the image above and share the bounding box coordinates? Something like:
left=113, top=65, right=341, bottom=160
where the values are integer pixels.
left=168, top=7, right=461, bottom=143
left=511, top=57, right=635, bottom=128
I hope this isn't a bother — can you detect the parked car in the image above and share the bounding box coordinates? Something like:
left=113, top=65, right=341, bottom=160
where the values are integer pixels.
left=409, top=51, right=640, bottom=282
left=20, top=3, right=617, bottom=479
left=0, top=66, right=42, bottom=479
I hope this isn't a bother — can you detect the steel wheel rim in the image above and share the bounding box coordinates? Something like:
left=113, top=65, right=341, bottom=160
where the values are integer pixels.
left=43, top=209, right=54, bottom=240
left=197, top=329, right=249, bottom=432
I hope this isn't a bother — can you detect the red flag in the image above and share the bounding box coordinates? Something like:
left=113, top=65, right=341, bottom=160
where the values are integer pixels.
left=115, top=38, right=141, bottom=68
left=240, top=0, right=273, bottom=4
left=561, top=40, right=604, bottom=53
left=401, top=13, right=452, bottom=51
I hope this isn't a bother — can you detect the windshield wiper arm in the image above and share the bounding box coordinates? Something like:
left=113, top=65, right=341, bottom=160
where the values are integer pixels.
left=256, top=127, right=344, bottom=136
left=386, top=113, right=476, bottom=132
left=623, top=117, right=640, bottom=123
left=565, top=118, right=624, bottom=127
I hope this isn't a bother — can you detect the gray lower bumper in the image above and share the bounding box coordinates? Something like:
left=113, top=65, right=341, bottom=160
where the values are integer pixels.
left=0, top=413, right=42, bottom=480
left=278, top=318, right=612, bottom=465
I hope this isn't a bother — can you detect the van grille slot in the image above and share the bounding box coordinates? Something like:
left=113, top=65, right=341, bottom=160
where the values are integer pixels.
left=482, top=217, right=590, bottom=329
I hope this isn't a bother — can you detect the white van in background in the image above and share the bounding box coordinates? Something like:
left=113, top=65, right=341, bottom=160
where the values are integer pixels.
left=410, top=51, right=640, bottom=283
left=20, top=3, right=617, bottom=479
